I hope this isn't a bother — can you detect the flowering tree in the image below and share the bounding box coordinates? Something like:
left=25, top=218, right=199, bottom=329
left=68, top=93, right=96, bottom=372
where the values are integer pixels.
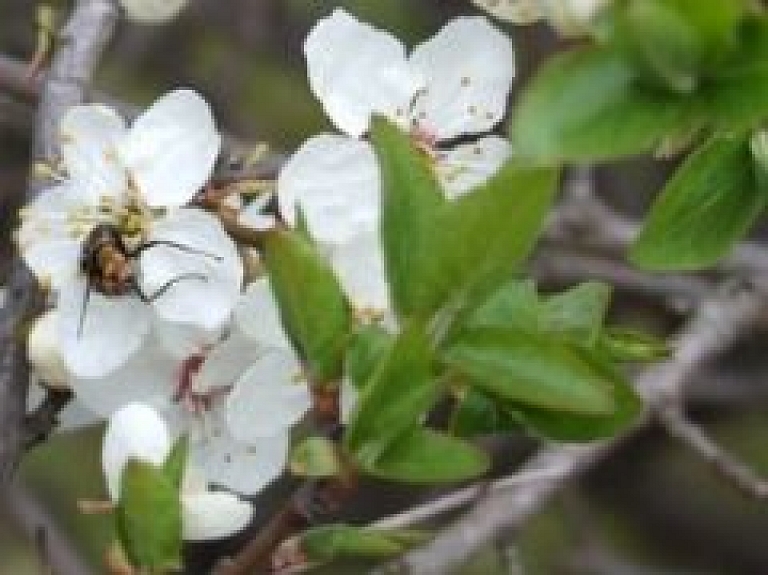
left=2, top=0, right=768, bottom=573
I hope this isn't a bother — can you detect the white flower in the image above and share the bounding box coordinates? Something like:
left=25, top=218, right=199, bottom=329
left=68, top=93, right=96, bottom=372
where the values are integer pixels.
left=471, top=0, right=611, bottom=36
left=17, top=90, right=242, bottom=378
left=277, top=9, right=514, bottom=249
left=275, top=11, right=513, bottom=318
left=119, top=0, right=188, bottom=24
left=72, top=280, right=310, bottom=495
left=102, top=403, right=253, bottom=541
left=27, top=309, right=72, bottom=389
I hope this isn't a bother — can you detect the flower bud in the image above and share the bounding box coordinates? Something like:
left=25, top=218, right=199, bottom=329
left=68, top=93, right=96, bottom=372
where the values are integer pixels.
left=119, top=0, right=188, bottom=24
left=27, top=310, right=72, bottom=389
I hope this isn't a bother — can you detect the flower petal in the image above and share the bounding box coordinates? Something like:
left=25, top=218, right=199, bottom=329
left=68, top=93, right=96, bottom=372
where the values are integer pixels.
left=119, top=0, right=188, bottom=24
left=22, top=237, right=81, bottom=291
left=304, top=8, right=422, bottom=137
left=57, top=278, right=151, bottom=378
left=153, top=317, right=222, bottom=361
left=181, top=491, right=253, bottom=541
left=226, top=351, right=310, bottom=441
left=278, top=134, right=380, bottom=245
left=188, top=419, right=288, bottom=495
left=409, top=17, right=515, bottom=140
left=234, top=278, right=292, bottom=351
left=470, top=0, right=543, bottom=24
left=118, top=89, right=220, bottom=207
left=329, top=230, right=390, bottom=314
left=102, top=403, right=171, bottom=501
left=58, top=104, right=127, bottom=203
left=193, top=331, right=258, bottom=393
left=28, top=310, right=72, bottom=388
left=436, top=135, right=511, bottom=199
left=139, top=208, right=242, bottom=330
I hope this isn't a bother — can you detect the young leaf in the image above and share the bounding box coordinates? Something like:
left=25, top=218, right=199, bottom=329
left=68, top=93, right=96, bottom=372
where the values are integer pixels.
left=369, top=115, right=444, bottom=320
left=540, top=281, right=612, bottom=345
left=345, top=324, right=396, bottom=390
left=512, top=47, right=691, bottom=162
left=443, top=329, right=617, bottom=415
left=598, top=327, right=671, bottom=361
left=264, top=228, right=352, bottom=382
left=344, top=324, right=438, bottom=467
left=301, top=524, right=430, bottom=562
left=290, top=436, right=341, bottom=478
left=511, top=350, right=643, bottom=440
left=162, top=435, right=189, bottom=491
left=451, top=389, right=522, bottom=438
left=631, top=134, right=766, bottom=270
left=116, top=459, right=182, bottom=572
left=464, top=278, right=540, bottom=333
left=366, top=427, right=489, bottom=483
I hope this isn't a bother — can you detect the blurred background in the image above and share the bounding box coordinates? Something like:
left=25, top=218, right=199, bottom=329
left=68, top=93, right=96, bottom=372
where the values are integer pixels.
left=2, top=1, right=768, bottom=573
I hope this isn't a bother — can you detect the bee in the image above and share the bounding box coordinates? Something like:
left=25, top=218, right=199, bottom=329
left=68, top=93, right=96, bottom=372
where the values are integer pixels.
left=78, top=223, right=222, bottom=337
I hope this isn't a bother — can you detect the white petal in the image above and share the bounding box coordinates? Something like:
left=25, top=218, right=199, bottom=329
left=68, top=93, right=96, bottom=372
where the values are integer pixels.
left=102, top=403, right=171, bottom=501
left=193, top=332, right=258, bottom=393
left=139, top=208, right=242, bottom=330
left=58, top=105, right=128, bottom=203
left=57, top=279, right=151, bottom=378
left=436, top=136, right=512, bottom=199
left=189, top=420, right=288, bottom=495
left=330, top=230, right=390, bottom=314
left=27, top=310, right=72, bottom=388
left=27, top=382, right=99, bottom=431
left=118, top=90, right=220, bottom=207
left=470, top=0, right=544, bottom=23
left=226, top=351, right=310, bottom=442
left=234, top=278, right=292, bottom=351
left=71, top=339, right=177, bottom=417
left=22, top=238, right=81, bottom=291
left=153, top=317, right=222, bottom=361
left=120, top=0, right=188, bottom=24
left=409, top=17, right=515, bottom=140
left=181, top=491, right=253, bottom=541
left=278, top=134, right=380, bottom=245
left=304, top=9, right=422, bottom=137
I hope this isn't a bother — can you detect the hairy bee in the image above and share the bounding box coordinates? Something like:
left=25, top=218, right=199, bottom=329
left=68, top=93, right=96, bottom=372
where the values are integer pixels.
left=77, top=223, right=222, bottom=337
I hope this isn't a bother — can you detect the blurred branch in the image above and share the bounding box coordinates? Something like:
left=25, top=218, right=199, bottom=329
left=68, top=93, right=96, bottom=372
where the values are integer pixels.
left=0, top=0, right=118, bottom=486
left=377, top=284, right=767, bottom=574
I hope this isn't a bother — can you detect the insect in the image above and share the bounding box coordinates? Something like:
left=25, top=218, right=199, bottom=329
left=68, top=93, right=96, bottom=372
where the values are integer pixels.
left=77, top=223, right=222, bottom=337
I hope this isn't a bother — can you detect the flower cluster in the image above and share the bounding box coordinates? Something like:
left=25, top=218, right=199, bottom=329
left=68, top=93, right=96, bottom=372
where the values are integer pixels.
left=20, top=7, right=516, bottom=545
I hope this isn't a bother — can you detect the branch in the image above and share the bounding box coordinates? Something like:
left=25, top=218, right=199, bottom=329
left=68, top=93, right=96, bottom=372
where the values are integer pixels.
left=0, top=0, right=118, bottom=487
left=377, top=283, right=767, bottom=574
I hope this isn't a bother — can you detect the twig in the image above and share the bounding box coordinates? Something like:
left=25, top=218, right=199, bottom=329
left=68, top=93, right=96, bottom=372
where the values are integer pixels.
left=0, top=0, right=118, bottom=487
left=377, top=283, right=766, bottom=574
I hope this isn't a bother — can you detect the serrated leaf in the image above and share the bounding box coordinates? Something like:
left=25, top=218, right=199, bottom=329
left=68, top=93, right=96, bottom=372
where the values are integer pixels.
left=345, top=324, right=396, bottom=390
left=512, top=350, right=643, bottom=440
left=344, top=324, right=438, bottom=467
left=162, top=435, right=188, bottom=491
left=116, top=460, right=182, bottom=571
left=290, top=436, right=341, bottom=478
left=443, top=329, right=617, bottom=415
left=264, top=228, right=352, bottom=382
left=366, top=428, right=489, bottom=483
left=370, top=116, right=444, bottom=320
left=512, top=47, right=692, bottom=162
left=631, top=134, right=766, bottom=270
left=301, top=524, right=430, bottom=562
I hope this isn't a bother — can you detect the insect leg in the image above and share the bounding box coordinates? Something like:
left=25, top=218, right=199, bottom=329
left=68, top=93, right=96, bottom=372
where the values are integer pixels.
left=143, top=273, right=209, bottom=302
left=133, top=240, right=223, bottom=261
left=77, top=281, right=92, bottom=339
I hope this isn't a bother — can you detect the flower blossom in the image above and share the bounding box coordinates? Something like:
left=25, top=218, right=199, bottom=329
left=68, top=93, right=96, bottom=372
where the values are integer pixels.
left=102, top=403, right=253, bottom=541
left=270, top=10, right=514, bottom=320
left=71, top=279, right=310, bottom=495
left=471, top=0, right=612, bottom=36
left=17, top=89, right=242, bottom=379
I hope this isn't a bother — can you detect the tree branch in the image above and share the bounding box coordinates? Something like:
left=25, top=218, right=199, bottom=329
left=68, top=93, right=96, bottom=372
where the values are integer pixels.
left=0, top=0, right=118, bottom=487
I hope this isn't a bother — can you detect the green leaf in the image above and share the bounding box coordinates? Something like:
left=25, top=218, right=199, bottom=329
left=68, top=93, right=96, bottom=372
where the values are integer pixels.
left=290, top=436, right=341, bottom=478
left=425, top=160, right=558, bottom=331
left=301, top=524, right=430, bottom=562
left=344, top=324, right=438, bottom=467
left=451, top=389, right=521, bottom=438
left=540, top=282, right=613, bottom=345
left=631, top=134, right=766, bottom=270
left=598, top=328, right=671, bottom=362
left=366, top=428, right=489, bottom=483
left=162, top=435, right=188, bottom=491
left=345, top=324, right=396, bottom=390
left=264, top=228, right=352, bottom=382
left=464, top=279, right=540, bottom=333
left=370, top=116, right=444, bottom=320
left=512, top=47, right=691, bottom=162
left=116, top=460, right=182, bottom=572
left=512, top=351, right=643, bottom=440
left=443, top=329, right=617, bottom=415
